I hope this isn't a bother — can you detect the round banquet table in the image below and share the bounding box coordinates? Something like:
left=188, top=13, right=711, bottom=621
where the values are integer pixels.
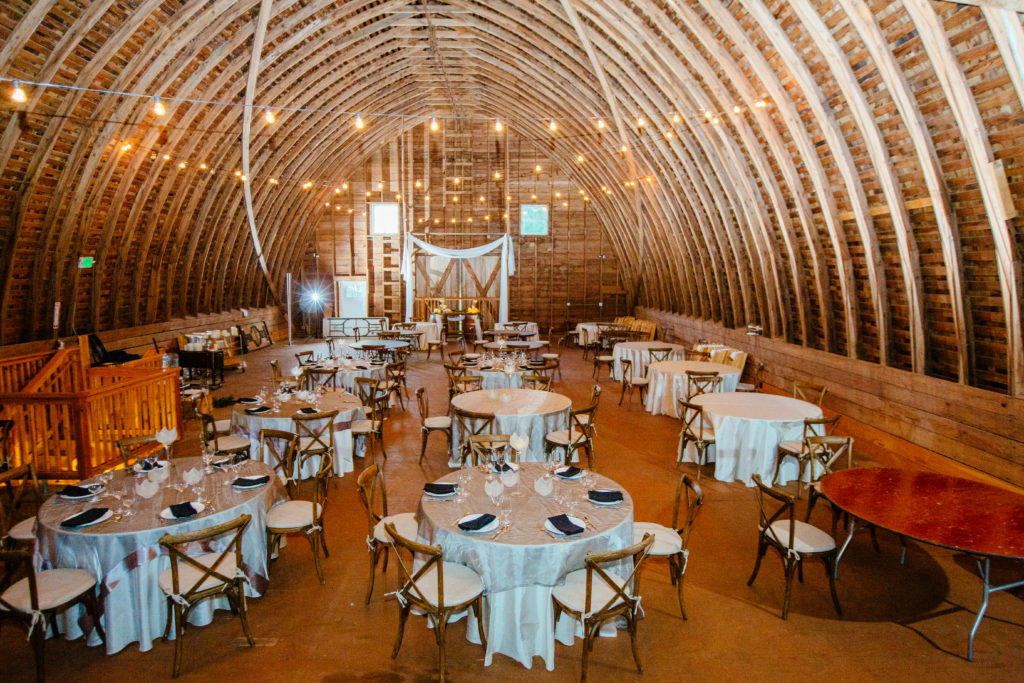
left=611, top=341, right=686, bottom=381
left=449, top=389, right=571, bottom=465
left=34, top=457, right=285, bottom=654
left=464, top=363, right=532, bottom=390
left=495, top=321, right=539, bottom=337
left=304, top=358, right=386, bottom=393
left=416, top=463, right=633, bottom=669
left=231, top=391, right=365, bottom=476
left=679, top=392, right=822, bottom=485
left=348, top=339, right=409, bottom=358
left=482, top=340, right=545, bottom=353
left=412, top=321, right=443, bottom=344
left=645, top=360, right=742, bottom=416
left=574, top=322, right=602, bottom=347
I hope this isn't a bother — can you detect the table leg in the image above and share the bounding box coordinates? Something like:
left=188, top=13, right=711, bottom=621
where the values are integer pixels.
left=834, top=516, right=859, bottom=579
left=967, top=556, right=1024, bottom=661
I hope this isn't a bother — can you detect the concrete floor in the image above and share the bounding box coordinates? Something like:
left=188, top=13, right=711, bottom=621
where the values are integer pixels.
left=5, top=339, right=1024, bottom=682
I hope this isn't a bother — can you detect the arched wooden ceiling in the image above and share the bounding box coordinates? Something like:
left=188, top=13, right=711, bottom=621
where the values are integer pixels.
left=1, top=0, right=1022, bottom=393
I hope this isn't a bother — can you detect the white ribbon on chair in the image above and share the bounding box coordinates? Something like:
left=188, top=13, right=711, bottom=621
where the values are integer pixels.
left=400, top=234, right=516, bottom=323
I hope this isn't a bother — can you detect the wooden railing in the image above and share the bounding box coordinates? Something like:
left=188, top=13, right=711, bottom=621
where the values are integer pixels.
left=0, top=348, right=182, bottom=479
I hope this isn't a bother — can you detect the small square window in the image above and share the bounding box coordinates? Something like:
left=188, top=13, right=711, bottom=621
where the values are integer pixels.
left=519, top=204, right=548, bottom=236
left=370, top=202, right=400, bottom=235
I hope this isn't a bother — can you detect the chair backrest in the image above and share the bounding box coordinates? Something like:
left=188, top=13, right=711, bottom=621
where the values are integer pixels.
left=258, top=429, right=298, bottom=495
left=686, top=371, right=722, bottom=397
left=589, top=384, right=603, bottom=408
left=801, top=415, right=840, bottom=443
left=295, top=351, right=315, bottom=366
left=648, top=347, right=673, bottom=363
left=385, top=521, right=445, bottom=613
left=728, top=350, right=748, bottom=372
left=197, top=412, right=222, bottom=451
left=159, top=514, right=251, bottom=601
left=385, top=362, right=405, bottom=387
left=466, top=434, right=512, bottom=466
left=751, top=474, right=796, bottom=551
left=356, top=462, right=388, bottom=532
left=793, top=380, right=827, bottom=407
left=451, top=375, right=482, bottom=395
left=709, top=348, right=732, bottom=364
left=0, top=463, right=42, bottom=541
left=677, top=400, right=711, bottom=437
left=581, top=534, right=654, bottom=618
left=291, top=410, right=339, bottom=466
left=415, top=387, right=431, bottom=427
left=522, top=373, right=552, bottom=391
left=569, top=405, right=597, bottom=440
left=325, top=338, right=337, bottom=356
left=453, top=408, right=495, bottom=464
left=116, top=434, right=159, bottom=468
left=304, top=368, right=338, bottom=392
left=355, top=377, right=388, bottom=417
left=685, top=350, right=710, bottom=362
left=377, top=331, right=400, bottom=340
left=804, top=435, right=853, bottom=480
left=621, top=358, right=638, bottom=383
left=671, top=474, right=704, bottom=548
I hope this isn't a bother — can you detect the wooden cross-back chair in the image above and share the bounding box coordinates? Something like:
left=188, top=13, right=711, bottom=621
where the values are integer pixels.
left=291, top=410, right=338, bottom=475
left=647, top=347, right=674, bottom=363
left=258, top=429, right=298, bottom=497
left=618, top=358, right=650, bottom=408
left=384, top=361, right=408, bottom=410
left=522, top=373, right=552, bottom=391
left=748, top=475, right=841, bottom=621
left=198, top=413, right=250, bottom=459
left=0, top=462, right=43, bottom=550
left=452, top=408, right=495, bottom=465
left=802, top=435, right=855, bottom=522
left=685, top=371, right=721, bottom=399
left=385, top=522, right=487, bottom=682
left=552, top=533, right=655, bottom=682
left=115, top=434, right=161, bottom=470
left=376, top=330, right=400, bottom=341
left=677, top=400, right=715, bottom=479
left=425, top=328, right=446, bottom=360
left=685, top=350, right=710, bottom=362
left=443, top=363, right=467, bottom=398
left=773, top=415, right=841, bottom=488
left=793, top=380, right=827, bottom=407
left=266, top=450, right=333, bottom=585
left=416, top=388, right=452, bottom=464
left=465, top=434, right=512, bottom=467
left=353, top=378, right=388, bottom=461
left=450, top=375, right=483, bottom=397
left=325, top=337, right=337, bottom=357
left=0, top=549, right=104, bottom=682
left=270, top=360, right=298, bottom=390
left=356, top=462, right=418, bottom=604
left=158, top=514, right=254, bottom=677
left=633, top=474, right=704, bottom=618
left=304, top=367, right=338, bottom=392
left=544, top=405, right=597, bottom=467
left=294, top=350, right=315, bottom=367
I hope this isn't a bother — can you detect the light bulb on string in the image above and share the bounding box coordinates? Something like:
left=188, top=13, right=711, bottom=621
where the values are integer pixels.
left=733, top=105, right=741, bottom=114
left=355, top=113, right=364, bottom=129
left=11, top=81, right=27, bottom=103
left=549, top=119, right=557, bottom=132
left=577, top=155, right=584, bottom=163
left=430, top=117, right=439, bottom=131
left=754, top=99, right=768, bottom=108
left=119, top=143, right=132, bottom=152
left=152, top=97, right=166, bottom=116
left=636, top=116, right=644, bottom=127
left=495, top=119, right=503, bottom=132
left=597, top=119, right=605, bottom=129
left=264, top=107, right=275, bottom=123
left=672, top=113, right=680, bottom=123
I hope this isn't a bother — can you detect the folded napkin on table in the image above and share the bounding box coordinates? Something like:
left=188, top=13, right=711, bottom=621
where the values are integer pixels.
left=299, top=407, right=318, bottom=414
left=459, top=513, right=496, bottom=531
left=493, top=462, right=514, bottom=473
left=356, top=365, right=369, bottom=370
left=548, top=513, right=584, bottom=535
left=556, top=466, right=582, bottom=479
left=139, top=459, right=164, bottom=471
left=61, top=507, right=108, bottom=529
left=170, top=502, right=198, bottom=518
left=423, top=482, right=457, bottom=496
left=234, top=475, right=270, bottom=488
left=238, top=397, right=260, bottom=404
left=245, top=406, right=271, bottom=415
left=60, top=484, right=94, bottom=498
left=588, top=489, right=624, bottom=504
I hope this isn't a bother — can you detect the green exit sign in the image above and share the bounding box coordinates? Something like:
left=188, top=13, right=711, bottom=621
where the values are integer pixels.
left=78, top=256, right=94, bottom=268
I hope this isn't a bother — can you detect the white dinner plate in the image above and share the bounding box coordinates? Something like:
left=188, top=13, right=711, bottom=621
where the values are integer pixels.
left=61, top=508, right=113, bottom=528
left=555, top=466, right=585, bottom=480
left=457, top=513, right=499, bottom=534
left=58, top=483, right=105, bottom=500
left=545, top=515, right=586, bottom=536
left=588, top=489, right=623, bottom=506
left=133, top=460, right=168, bottom=473
left=159, top=502, right=206, bottom=520
left=424, top=487, right=458, bottom=499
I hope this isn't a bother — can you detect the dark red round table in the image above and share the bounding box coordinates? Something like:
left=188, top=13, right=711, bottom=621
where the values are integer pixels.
left=820, top=468, right=1024, bottom=660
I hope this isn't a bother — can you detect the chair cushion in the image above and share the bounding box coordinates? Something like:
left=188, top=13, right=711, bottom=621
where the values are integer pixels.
left=767, top=520, right=836, bottom=553
left=541, top=354, right=559, bottom=359
left=350, top=419, right=378, bottom=434
left=8, top=516, right=36, bottom=541
left=216, top=434, right=251, bottom=452
left=552, top=567, right=630, bottom=613
left=1, top=569, right=97, bottom=612
left=736, top=382, right=755, bottom=392
left=267, top=500, right=322, bottom=530
left=628, top=377, right=650, bottom=386
left=424, top=416, right=452, bottom=430
left=158, top=552, right=238, bottom=596
left=778, top=440, right=803, bottom=455
left=595, top=355, right=614, bottom=362
left=373, top=511, right=419, bottom=545
left=632, top=522, right=683, bottom=556
left=298, top=435, right=331, bottom=452
left=408, top=561, right=484, bottom=607
left=213, top=418, right=231, bottom=434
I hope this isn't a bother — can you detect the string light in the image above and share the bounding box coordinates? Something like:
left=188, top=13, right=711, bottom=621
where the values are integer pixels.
left=199, top=163, right=207, bottom=169
left=268, top=178, right=278, bottom=184
left=354, top=113, right=364, bottom=129
left=453, top=178, right=460, bottom=184
left=636, top=116, right=644, bottom=127
left=303, top=181, right=314, bottom=190
left=577, top=155, right=584, bottom=163
left=535, top=165, right=541, bottom=173
left=549, top=119, right=557, bottom=132
left=754, top=99, right=768, bottom=108
left=620, top=145, right=628, bottom=153
left=152, top=97, right=165, bottom=116
left=335, top=188, right=341, bottom=194
left=239, top=174, right=247, bottom=182
left=162, top=154, right=171, bottom=161
left=733, top=106, right=741, bottom=114
left=178, top=161, right=186, bottom=169
left=494, top=171, right=501, bottom=180
left=415, top=180, right=422, bottom=188
left=672, top=113, right=680, bottom=123
left=495, top=119, right=503, bottom=132
left=342, top=182, right=348, bottom=189
left=264, top=107, right=275, bottom=123
left=430, top=117, right=439, bottom=131
left=665, top=131, right=674, bottom=138
left=377, top=182, right=383, bottom=189
left=597, top=119, right=605, bottom=129
left=11, top=81, right=26, bottom=103
left=119, top=143, right=132, bottom=152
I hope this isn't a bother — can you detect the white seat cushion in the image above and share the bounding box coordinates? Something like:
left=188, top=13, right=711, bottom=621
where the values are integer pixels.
left=351, top=419, right=378, bottom=434
left=596, top=355, right=614, bottom=362
left=424, top=416, right=451, bottom=430
left=633, top=522, right=683, bottom=556
left=8, top=516, right=36, bottom=541
left=158, top=552, right=237, bottom=596
left=628, top=377, right=650, bottom=386
left=552, top=567, right=630, bottom=613
left=408, top=561, right=484, bottom=607
left=373, top=511, right=419, bottom=545
left=267, top=500, right=322, bottom=530
left=213, top=418, right=231, bottom=433
left=298, top=435, right=331, bottom=452
left=542, top=354, right=559, bottom=359
left=1, top=569, right=96, bottom=612
left=766, top=520, right=836, bottom=553
left=215, top=434, right=251, bottom=452
left=778, top=439, right=803, bottom=455
left=545, top=428, right=586, bottom=445
left=736, top=382, right=755, bottom=392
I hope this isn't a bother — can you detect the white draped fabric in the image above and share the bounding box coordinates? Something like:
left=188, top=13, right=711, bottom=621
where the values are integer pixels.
left=645, top=360, right=741, bottom=416
left=449, top=389, right=570, bottom=465
left=401, top=234, right=516, bottom=322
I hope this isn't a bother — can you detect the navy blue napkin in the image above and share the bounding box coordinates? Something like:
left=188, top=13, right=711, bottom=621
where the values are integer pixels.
left=548, top=514, right=584, bottom=535
left=233, top=475, right=270, bottom=488
left=139, top=459, right=163, bottom=471
left=588, top=489, right=623, bottom=504
left=459, top=513, right=496, bottom=531
left=423, top=482, right=457, bottom=496
left=493, top=462, right=514, bottom=473
left=556, top=466, right=582, bottom=479
left=238, top=397, right=259, bottom=404
left=61, top=507, right=108, bottom=529
left=60, top=484, right=93, bottom=498
left=245, top=406, right=271, bottom=415
left=299, top=407, right=318, bottom=414
left=170, top=502, right=198, bottom=518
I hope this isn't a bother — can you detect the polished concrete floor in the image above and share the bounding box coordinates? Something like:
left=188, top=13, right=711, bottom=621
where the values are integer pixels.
left=5, top=339, right=1024, bottom=681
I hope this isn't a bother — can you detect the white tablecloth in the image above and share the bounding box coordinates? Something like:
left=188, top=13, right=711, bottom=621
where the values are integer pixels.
left=467, top=366, right=528, bottom=390
left=495, top=321, right=539, bottom=337
left=611, top=342, right=686, bottom=381
left=449, top=389, right=571, bottom=465
left=231, top=392, right=365, bottom=476
left=645, top=361, right=742, bottom=416
left=482, top=340, right=545, bottom=352
left=574, top=322, right=602, bottom=346
left=413, top=321, right=442, bottom=344
left=35, top=458, right=285, bottom=653
left=417, top=463, right=633, bottom=670
left=305, top=360, right=386, bottom=393
left=679, top=392, right=822, bottom=485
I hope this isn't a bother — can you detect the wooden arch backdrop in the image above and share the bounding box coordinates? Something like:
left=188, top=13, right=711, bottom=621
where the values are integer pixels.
left=0, top=0, right=1022, bottom=396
